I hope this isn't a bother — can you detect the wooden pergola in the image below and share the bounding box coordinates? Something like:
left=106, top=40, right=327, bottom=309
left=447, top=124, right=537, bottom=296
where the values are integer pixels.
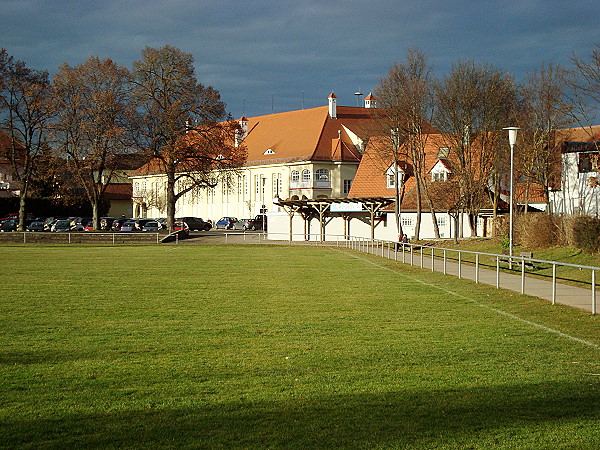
left=274, top=197, right=395, bottom=241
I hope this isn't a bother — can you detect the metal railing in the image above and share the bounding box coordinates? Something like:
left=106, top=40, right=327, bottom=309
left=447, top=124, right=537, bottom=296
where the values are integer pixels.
left=0, top=231, right=162, bottom=244
left=237, top=232, right=598, bottom=315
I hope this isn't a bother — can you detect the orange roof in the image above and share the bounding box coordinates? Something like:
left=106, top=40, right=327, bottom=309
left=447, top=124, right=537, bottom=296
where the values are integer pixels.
left=349, top=133, right=447, bottom=199
left=238, top=105, right=376, bottom=166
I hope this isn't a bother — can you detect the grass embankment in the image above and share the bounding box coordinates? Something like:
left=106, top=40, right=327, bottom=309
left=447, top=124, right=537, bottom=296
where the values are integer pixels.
left=1, top=245, right=599, bottom=448
left=417, top=237, right=600, bottom=287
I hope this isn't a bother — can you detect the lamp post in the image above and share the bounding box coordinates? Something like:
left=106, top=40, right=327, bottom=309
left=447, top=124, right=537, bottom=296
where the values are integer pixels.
left=503, top=127, right=520, bottom=269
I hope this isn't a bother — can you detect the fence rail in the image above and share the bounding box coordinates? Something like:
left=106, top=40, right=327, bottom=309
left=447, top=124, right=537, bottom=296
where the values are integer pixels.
left=0, top=231, right=162, bottom=244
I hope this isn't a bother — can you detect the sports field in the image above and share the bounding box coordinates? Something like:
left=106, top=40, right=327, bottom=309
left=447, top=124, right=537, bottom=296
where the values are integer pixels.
left=1, top=245, right=599, bottom=448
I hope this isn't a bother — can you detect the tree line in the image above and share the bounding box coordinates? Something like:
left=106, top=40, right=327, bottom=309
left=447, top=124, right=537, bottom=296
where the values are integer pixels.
left=0, top=45, right=246, bottom=233
left=1, top=44, right=598, bottom=237
left=371, top=46, right=599, bottom=241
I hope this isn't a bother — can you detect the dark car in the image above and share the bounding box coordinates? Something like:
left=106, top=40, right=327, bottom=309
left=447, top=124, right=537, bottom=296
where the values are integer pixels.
left=215, top=217, right=238, bottom=230
left=51, top=219, right=72, bottom=232
left=26, top=221, right=46, bottom=232
left=177, top=217, right=212, bottom=231
left=142, top=221, right=160, bottom=232
left=249, top=214, right=267, bottom=231
left=100, top=217, right=116, bottom=230
left=0, top=219, right=18, bottom=232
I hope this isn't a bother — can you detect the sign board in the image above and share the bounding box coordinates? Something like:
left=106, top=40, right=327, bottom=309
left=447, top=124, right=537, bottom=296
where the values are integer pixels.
left=330, top=202, right=363, bottom=213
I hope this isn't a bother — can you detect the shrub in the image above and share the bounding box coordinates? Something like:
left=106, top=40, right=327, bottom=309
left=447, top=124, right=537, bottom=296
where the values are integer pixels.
left=572, top=216, right=600, bottom=254
left=515, top=213, right=561, bottom=249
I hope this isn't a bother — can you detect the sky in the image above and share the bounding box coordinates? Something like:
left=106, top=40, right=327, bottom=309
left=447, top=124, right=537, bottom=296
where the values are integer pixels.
left=1, top=0, right=598, bottom=119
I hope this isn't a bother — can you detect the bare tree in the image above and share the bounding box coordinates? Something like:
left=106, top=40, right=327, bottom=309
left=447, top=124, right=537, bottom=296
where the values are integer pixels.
left=0, top=53, right=54, bottom=231
left=519, top=62, right=573, bottom=214
left=130, top=45, right=246, bottom=232
left=373, top=49, right=437, bottom=240
left=565, top=44, right=600, bottom=147
left=52, top=57, right=133, bottom=229
left=435, top=60, right=520, bottom=236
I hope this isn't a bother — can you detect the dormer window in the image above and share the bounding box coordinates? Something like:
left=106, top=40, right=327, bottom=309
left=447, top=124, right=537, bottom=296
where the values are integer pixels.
left=430, top=160, right=451, bottom=182
left=437, top=147, right=450, bottom=158
left=264, top=149, right=275, bottom=155
left=215, top=154, right=225, bottom=160
left=385, top=165, right=405, bottom=189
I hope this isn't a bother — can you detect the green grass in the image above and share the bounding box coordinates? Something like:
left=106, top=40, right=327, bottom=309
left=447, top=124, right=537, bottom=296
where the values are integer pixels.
left=1, top=244, right=599, bottom=449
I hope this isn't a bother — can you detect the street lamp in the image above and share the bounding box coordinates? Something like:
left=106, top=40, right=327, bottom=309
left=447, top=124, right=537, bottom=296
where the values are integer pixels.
left=503, top=126, right=520, bottom=269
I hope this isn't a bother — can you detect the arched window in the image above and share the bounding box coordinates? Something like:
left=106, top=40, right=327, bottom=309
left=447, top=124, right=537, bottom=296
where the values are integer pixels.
left=302, top=169, right=311, bottom=182
left=291, top=170, right=300, bottom=182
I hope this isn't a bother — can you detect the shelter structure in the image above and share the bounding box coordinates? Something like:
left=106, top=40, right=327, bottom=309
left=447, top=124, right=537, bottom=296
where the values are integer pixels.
left=274, top=197, right=394, bottom=241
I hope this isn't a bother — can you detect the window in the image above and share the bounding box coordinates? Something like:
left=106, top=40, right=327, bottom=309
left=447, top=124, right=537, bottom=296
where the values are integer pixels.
left=264, top=149, right=275, bottom=155
left=343, top=179, right=352, bottom=194
left=432, top=171, right=447, bottom=182
left=315, top=169, right=329, bottom=181
left=579, top=153, right=599, bottom=173
left=386, top=165, right=405, bottom=189
left=302, top=169, right=311, bottom=182
left=290, top=170, right=300, bottom=188
left=437, top=147, right=450, bottom=159
left=401, top=216, right=413, bottom=227
left=436, top=216, right=447, bottom=227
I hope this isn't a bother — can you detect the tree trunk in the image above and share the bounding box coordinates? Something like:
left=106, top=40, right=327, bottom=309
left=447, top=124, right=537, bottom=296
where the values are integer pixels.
left=166, top=168, right=176, bottom=233
left=17, top=182, right=28, bottom=232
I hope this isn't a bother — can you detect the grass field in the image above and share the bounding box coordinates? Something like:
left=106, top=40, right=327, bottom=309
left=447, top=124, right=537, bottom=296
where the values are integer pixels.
left=1, top=244, right=599, bottom=449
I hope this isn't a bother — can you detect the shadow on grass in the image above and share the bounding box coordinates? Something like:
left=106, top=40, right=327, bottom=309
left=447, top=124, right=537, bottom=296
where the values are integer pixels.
left=4, top=380, right=599, bottom=448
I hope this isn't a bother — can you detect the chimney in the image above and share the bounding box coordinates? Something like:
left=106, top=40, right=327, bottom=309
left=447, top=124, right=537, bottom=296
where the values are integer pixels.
left=328, top=92, right=337, bottom=119
left=235, top=116, right=249, bottom=147
left=364, top=92, right=377, bottom=108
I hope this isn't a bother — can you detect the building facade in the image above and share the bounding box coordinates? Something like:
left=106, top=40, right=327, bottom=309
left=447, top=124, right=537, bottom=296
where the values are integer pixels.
left=131, top=95, right=377, bottom=222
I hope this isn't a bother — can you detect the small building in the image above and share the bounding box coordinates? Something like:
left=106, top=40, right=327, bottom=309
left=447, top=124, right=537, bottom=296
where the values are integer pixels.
left=549, top=125, right=600, bottom=216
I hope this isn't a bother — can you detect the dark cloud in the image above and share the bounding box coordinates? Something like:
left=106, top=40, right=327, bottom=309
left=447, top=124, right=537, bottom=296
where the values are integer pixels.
left=1, top=0, right=598, bottom=118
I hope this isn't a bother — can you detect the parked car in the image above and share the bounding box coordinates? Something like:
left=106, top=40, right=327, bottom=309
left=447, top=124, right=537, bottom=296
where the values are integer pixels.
left=233, top=219, right=253, bottom=230
left=83, top=222, right=95, bottom=231
left=174, top=221, right=190, bottom=236
left=72, top=217, right=91, bottom=231
left=177, top=217, right=212, bottom=231
left=142, top=221, right=161, bottom=232
left=100, top=217, right=116, bottom=230
left=51, top=219, right=72, bottom=232
left=26, top=221, right=46, bottom=232
left=249, top=214, right=267, bottom=231
left=133, top=219, right=154, bottom=231
left=120, top=221, right=137, bottom=232
left=111, top=217, right=129, bottom=231
left=0, top=219, right=18, bottom=232
left=215, top=217, right=238, bottom=229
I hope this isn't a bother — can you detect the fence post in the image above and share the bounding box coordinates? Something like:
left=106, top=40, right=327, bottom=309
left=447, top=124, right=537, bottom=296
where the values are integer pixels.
left=431, top=248, right=434, bottom=272
left=475, top=253, right=479, bottom=283
left=444, top=249, right=447, bottom=275
left=593, top=270, right=596, bottom=315
left=458, top=252, right=462, bottom=279
left=521, top=260, right=525, bottom=294
left=552, top=264, right=556, bottom=305
left=496, top=256, right=500, bottom=289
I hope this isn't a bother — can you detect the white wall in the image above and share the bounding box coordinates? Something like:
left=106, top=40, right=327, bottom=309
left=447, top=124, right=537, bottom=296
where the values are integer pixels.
left=266, top=210, right=479, bottom=242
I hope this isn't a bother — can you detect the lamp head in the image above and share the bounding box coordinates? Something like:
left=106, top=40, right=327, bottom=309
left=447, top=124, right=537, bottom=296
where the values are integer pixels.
left=503, top=127, right=520, bottom=147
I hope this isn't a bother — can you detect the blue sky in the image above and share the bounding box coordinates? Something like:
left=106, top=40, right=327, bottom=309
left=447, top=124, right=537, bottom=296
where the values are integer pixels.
left=1, top=0, right=598, bottom=118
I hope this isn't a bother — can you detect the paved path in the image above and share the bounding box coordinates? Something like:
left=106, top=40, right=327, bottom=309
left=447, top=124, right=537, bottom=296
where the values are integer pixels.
left=360, top=244, right=597, bottom=314
left=181, top=233, right=597, bottom=314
